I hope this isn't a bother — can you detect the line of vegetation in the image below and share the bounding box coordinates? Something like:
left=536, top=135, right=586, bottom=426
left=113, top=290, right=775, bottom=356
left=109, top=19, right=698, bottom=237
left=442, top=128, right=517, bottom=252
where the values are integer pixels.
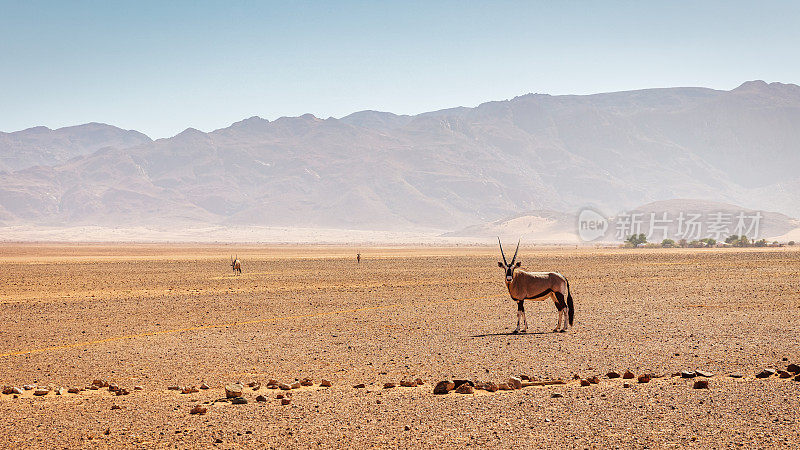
left=623, top=234, right=795, bottom=248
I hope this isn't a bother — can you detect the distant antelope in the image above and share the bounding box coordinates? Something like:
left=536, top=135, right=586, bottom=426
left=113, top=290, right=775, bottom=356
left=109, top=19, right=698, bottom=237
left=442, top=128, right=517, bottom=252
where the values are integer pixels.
left=230, top=255, right=242, bottom=275
left=497, top=238, right=574, bottom=333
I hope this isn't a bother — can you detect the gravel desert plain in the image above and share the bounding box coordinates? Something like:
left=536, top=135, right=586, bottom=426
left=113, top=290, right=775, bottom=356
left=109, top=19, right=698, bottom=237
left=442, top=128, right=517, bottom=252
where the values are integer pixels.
left=1, top=244, right=799, bottom=448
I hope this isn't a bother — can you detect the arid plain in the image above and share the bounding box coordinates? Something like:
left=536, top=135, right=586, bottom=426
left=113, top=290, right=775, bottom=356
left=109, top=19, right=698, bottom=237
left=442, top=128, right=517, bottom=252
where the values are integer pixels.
left=0, top=244, right=798, bottom=448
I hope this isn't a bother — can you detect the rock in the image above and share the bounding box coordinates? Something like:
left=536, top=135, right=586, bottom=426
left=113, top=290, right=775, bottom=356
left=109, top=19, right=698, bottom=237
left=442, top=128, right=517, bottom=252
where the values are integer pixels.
left=225, top=384, right=244, bottom=398
left=622, top=383, right=631, bottom=388
left=484, top=382, right=499, bottom=392
left=580, top=380, right=591, bottom=387
left=33, top=388, right=49, bottom=396
left=551, top=392, right=563, bottom=398
left=507, top=377, right=522, bottom=390
left=606, top=371, right=620, bottom=379
left=680, top=370, right=696, bottom=378
left=92, top=380, right=105, bottom=387
left=182, top=386, right=199, bottom=394
left=588, top=376, right=600, bottom=384
left=794, top=375, right=800, bottom=382
left=320, top=380, right=332, bottom=387
left=637, top=374, right=650, bottom=383
left=383, top=382, right=396, bottom=389
left=497, top=383, right=512, bottom=391
left=290, top=382, right=301, bottom=389
left=623, top=371, right=635, bottom=379
left=755, top=369, right=776, bottom=378
left=215, top=438, right=223, bottom=443
left=134, top=386, right=143, bottom=391
left=108, top=384, right=120, bottom=392
left=88, top=385, right=99, bottom=390
left=199, top=383, right=209, bottom=390
left=116, top=388, right=130, bottom=396
left=167, top=385, right=180, bottom=391
left=300, top=378, right=313, bottom=386
left=256, top=395, right=267, bottom=402
left=276, top=393, right=284, bottom=399
left=786, top=364, right=800, bottom=374
left=400, top=380, right=416, bottom=387
left=247, top=381, right=257, bottom=387
left=729, top=372, right=744, bottom=378
left=433, top=381, right=453, bottom=395
left=455, top=383, right=474, bottom=394
left=778, top=370, right=792, bottom=378
left=67, top=387, right=81, bottom=394
left=2, top=386, right=14, bottom=395
left=23, top=384, right=35, bottom=390
left=281, top=398, right=291, bottom=405
left=9, top=387, right=23, bottom=395
left=111, top=405, right=121, bottom=410
left=231, top=397, right=248, bottom=405
left=353, top=383, right=366, bottom=389
left=693, top=379, right=709, bottom=389
left=266, top=384, right=278, bottom=389
left=251, top=383, right=261, bottom=391
left=415, top=378, right=424, bottom=385
left=268, top=379, right=279, bottom=385
left=453, top=380, right=474, bottom=389
left=696, top=370, right=714, bottom=377
left=404, top=425, right=410, bottom=431
left=190, top=405, right=207, bottom=414
left=56, top=388, right=65, bottom=395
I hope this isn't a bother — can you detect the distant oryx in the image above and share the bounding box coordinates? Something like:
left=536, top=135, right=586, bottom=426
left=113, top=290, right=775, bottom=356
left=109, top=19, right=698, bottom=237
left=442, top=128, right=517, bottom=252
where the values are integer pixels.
left=230, top=255, right=242, bottom=275
left=497, top=238, right=574, bottom=333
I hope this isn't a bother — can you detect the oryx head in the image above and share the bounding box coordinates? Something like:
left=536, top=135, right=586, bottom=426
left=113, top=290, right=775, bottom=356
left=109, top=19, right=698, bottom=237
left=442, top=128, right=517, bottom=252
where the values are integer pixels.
left=497, top=238, right=521, bottom=283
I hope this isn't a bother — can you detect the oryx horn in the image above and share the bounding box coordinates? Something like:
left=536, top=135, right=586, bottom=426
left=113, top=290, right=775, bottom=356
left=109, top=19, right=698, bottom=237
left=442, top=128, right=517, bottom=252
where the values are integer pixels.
left=510, top=239, right=520, bottom=265
left=498, top=237, right=508, bottom=266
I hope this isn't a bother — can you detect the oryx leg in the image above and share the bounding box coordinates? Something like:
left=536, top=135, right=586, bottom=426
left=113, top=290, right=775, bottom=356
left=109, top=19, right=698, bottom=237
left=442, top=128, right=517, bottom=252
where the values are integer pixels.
left=518, top=299, right=527, bottom=333
left=554, top=292, right=568, bottom=332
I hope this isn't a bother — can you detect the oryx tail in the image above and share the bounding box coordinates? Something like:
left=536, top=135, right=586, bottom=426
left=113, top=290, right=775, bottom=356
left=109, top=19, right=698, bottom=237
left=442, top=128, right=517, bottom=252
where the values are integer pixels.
left=566, top=277, right=574, bottom=325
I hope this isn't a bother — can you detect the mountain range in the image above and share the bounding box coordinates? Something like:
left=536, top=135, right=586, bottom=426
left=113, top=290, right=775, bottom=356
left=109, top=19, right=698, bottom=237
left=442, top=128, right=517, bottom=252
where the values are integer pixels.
left=1, top=80, right=799, bottom=234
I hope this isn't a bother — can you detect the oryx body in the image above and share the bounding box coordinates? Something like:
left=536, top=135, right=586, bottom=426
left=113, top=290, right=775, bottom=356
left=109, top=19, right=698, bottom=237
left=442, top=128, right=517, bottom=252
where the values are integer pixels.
left=497, top=239, right=574, bottom=333
left=231, top=256, right=242, bottom=275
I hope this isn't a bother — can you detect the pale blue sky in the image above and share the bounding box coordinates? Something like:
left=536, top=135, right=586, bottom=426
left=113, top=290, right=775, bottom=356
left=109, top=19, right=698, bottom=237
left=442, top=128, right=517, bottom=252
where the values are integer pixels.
left=2, top=0, right=798, bottom=138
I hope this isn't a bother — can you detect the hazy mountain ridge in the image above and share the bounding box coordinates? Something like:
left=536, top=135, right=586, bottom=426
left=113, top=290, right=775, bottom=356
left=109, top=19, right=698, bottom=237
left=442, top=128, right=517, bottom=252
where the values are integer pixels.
left=1, top=81, right=799, bottom=232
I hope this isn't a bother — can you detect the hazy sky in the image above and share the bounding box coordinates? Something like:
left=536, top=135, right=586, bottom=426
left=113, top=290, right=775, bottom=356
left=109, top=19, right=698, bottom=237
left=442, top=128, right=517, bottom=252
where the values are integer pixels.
left=2, top=0, right=799, bottom=138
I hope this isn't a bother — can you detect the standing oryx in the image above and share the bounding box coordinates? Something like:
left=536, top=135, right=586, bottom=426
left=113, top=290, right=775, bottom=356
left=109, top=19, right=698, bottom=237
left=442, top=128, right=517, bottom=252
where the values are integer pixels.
left=230, top=255, right=242, bottom=275
left=497, top=238, right=574, bottom=333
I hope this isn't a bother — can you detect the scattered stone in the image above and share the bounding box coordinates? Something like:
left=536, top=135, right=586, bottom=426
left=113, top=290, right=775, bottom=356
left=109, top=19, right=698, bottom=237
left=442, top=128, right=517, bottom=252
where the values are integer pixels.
left=580, top=379, right=591, bottom=387
left=268, top=379, right=279, bottom=385
left=551, top=392, right=563, bottom=398
left=279, top=383, right=292, bottom=390
left=111, top=405, right=121, bottom=410
left=33, top=388, right=49, bottom=396
left=67, top=387, right=81, bottom=394
left=353, top=383, right=366, bottom=389
left=320, top=379, right=332, bottom=387
left=696, top=370, right=714, bottom=378
left=693, top=379, right=709, bottom=389
left=484, top=382, right=499, bottom=392
left=623, top=370, right=635, bottom=379
left=433, top=381, right=453, bottom=395
left=2, top=386, right=14, bottom=395
left=215, top=438, right=223, bottom=444
left=637, top=374, right=651, bottom=383
left=606, top=371, right=620, bottom=379
left=300, top=378, right=313, bottom=386
left=404, top=425, right=411, bottom=431
left=9, top=387, right=23, bottom=395
left=794, top=375, right=800, bottom=382
left=497, top=383, right=512, bottom=391
left=729, top=373, right=744, bottom=378
left=108, top=384, right=120, bottom=392
left=778, top=370, right=792, bottom=378
left=281, top=398, right=291, bottom=405
left=787, top=364, right=800, bottom=374
left=199, top=383, right=209, bottom=390
left=453, top=380, right=474, bottom=389
left=755, top=369, right=776, bottom=378
left=251, top=383, right=261, bottom=391
left=134, top=386, right=143, bottom=391
left=290, top=382, right=301, bottom=389
left=92, top=380, right=106, bottom=387
left=455, top=383, right=474, bottom=394
left=247, top=381, right=257, bottom=387
left=507, top=377, right=523, bottom=390
left=520, top=374, right=531, bottom=381
left=256, top=395, right=267, bottom=402
left=56, top=388, right=65, bottom=395
left=190, top=405, right=207, bottom=415
left=587, top=376, right=600, bottom=384
left=400, top=380, right=417, bottom=387
left=276, top=393, right=284, bottom=399
left=231, top=397, right=248, bottom=405
left=680, top=370, right=696, bottom=378
left=23, top=384, right=35, bottom=390
left=182, top=386, right=199, bottom=394
left=88, top=385, right=99, bottom=390
left=167, top=385, right=180, bottom=391
left=383, top=382, right=396, bottom=389
left=623, top=383, right=631, bottom=388
left=116, top=388, right=130, bottom=396
left=225, top=384, right=244, bottom=398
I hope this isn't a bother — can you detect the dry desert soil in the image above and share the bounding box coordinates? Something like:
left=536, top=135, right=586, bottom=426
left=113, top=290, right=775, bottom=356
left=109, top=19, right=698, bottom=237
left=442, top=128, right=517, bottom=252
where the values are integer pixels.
left=0, top=244, right=799, bottom=448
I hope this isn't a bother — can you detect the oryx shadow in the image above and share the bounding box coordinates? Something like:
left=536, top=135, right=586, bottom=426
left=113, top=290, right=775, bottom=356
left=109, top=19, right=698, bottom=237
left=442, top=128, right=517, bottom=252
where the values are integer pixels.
left=471, top=331, right=551, bottom=337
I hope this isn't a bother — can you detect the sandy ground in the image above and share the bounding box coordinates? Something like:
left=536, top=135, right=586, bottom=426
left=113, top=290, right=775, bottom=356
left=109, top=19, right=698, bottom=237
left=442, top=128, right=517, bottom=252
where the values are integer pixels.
left=0, top=244, right=798, bottom=448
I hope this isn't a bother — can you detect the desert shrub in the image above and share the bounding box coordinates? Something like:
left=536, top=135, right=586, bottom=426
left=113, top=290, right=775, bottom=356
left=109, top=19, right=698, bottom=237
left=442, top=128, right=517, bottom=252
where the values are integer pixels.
left=661, top=239, right=676, bottom=248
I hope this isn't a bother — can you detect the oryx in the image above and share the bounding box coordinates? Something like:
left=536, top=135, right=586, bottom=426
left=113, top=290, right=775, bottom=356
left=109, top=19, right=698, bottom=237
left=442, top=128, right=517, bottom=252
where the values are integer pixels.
left=230, top=255, right=242, bottom=275
left=497, top=238, right=574, bottom=333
